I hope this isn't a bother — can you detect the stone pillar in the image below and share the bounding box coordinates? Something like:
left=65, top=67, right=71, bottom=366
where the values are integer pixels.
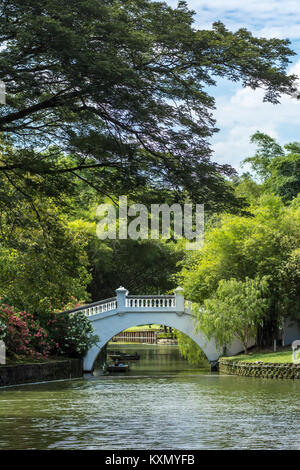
left=174, top=286, right=184, bottom=313
left=116, top=286, right=128, bottom=311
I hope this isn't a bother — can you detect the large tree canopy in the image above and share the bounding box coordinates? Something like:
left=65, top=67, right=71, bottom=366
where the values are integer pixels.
left=0, top=0, right=297, bottom=210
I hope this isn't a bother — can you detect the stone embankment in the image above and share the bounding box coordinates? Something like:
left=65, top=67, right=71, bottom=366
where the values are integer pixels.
left=0, top=359, right=83, bottom=387
left=219, top=358, right=300, bottom=379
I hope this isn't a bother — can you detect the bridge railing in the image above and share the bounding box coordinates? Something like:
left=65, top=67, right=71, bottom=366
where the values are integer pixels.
left=60, top=286, right=191, bottom=318
left=126, top=296, right=175, bottom=309
left=61, top=297, right=117, bottom=317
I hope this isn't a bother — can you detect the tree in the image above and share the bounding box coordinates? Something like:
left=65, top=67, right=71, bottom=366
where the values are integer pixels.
left=178, top=194, right=300, bottom=346
left=243, top=132, right=284, bottom=181
left=0, top=0, right=297, bottom=211
left=87, top=238, right=185, bottom=299
left=233, top=172, right=264, bottom=204
left=268, top=146, right=300, bottom=202
left=243, top=133, right=300, bottom=202
left=0, top=183, right=91, bottom=315
left=176, top=330, right=207, bottom=366
left=199, top=277, right=269, bottom=354
left=69, top=204, right=187, bottom=299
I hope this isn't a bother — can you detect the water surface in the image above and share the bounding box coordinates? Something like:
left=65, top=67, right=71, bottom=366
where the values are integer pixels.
left=0, top=344, right=299, bottom=449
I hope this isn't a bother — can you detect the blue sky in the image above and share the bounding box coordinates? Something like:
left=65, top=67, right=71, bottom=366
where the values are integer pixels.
left=166, top=0, right=300, bottom=172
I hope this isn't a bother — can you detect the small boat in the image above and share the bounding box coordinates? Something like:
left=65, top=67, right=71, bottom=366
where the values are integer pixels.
left=106, top=364, right=129, bottom=373
left=109, top=352, right=140, bottom=360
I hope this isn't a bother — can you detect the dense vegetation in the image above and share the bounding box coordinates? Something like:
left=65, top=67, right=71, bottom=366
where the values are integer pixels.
left=0, top=0, right=298, bottom=362
left=176, top=135, right=300, bottom=361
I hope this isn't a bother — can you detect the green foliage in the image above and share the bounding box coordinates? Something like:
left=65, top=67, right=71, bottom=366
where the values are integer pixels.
left=244, top=132, right=284, bottom=180
left=199, top=277, right=269, bottom=353
left=176, top=330, right=207, bottom=366
left=47, top=312, right=99, bottom=359
left=0, top=302, right=98, bottom=360
left=0, top=303, right=54, bottom=359
left=0, top=1, right=298, bottom=360
left=67, top=202, right=187, bottom=299
left=277, top=248, right=300, bottom=322
left=0, top=140, right=91, bottom=316
left=179, top=194, right=300, bottom=346
left=243, top=132, right=300, bottom=202
left=233, top=172, right=264, bottom=204
left=224, top=350, right=294, bottom=363
left=88, top=238, right=185, bottom=299
left=0, top=0, right=297, bottom=212
left=157, top=332, right=173, bottom=339
left=0, top=211, right=91, bottom=316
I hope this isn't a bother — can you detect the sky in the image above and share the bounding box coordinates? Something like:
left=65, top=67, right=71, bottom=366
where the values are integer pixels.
left=166, top=0, right=300, bottom=172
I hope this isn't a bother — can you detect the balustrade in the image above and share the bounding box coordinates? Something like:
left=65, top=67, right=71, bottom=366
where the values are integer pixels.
left=63, top=287, right=187, bottom=318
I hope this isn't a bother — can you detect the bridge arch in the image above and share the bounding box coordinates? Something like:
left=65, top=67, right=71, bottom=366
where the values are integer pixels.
left=84, top=310, right=220, bottom=371
left=62, top=286, right=248, bottom=372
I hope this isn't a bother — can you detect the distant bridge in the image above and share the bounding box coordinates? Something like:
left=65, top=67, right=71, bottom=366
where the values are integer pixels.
left=64, top=286, right=247, bottom=371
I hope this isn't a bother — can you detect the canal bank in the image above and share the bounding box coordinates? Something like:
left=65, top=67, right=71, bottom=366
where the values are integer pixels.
left=219, top=357, right=300, bottom=379
left=0, top=358, right=83, bottom=387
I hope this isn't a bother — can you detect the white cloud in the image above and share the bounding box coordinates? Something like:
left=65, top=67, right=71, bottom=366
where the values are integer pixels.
left=165, top=0, right=300, bottom=171
left=167, top=0, right=300, bottom=39
left=210, top=59, right=300, bottom=170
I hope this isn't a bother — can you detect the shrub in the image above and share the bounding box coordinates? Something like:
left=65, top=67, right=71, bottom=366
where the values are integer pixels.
left=0, top=304, right=54, bottom=359
left=47, top=311, right=99, bottom=358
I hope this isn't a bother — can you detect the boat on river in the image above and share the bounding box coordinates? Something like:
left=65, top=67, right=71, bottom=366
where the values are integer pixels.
left=106, top=364, right=130, bottom=373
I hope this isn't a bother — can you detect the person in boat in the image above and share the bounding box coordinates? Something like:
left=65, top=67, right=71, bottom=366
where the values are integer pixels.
left=114, top=358, right=124, bottom=367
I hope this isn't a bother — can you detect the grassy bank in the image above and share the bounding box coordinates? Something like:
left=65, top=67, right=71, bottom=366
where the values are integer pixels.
left=123, top=324, right=161, bottom=332
left=224, top=348, right=294, bottom=364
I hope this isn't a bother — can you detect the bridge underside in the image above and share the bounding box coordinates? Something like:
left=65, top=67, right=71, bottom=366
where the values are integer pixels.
left=83, top=310, right=247, bottom=372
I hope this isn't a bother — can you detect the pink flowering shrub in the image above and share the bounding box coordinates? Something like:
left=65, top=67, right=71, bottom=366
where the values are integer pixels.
left=0, top=301, right=98, bottom=361
left=0, top=304, right=55, bottom=360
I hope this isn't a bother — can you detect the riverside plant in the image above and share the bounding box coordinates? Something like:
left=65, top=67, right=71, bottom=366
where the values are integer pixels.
left=0, top=302, right=98, bottom=361
left=0, top=304, right=54, bottom=360
left=47, top=311, right=99, bottom=358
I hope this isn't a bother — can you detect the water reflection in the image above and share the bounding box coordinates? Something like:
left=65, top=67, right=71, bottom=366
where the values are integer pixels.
left=94, top=343, right=210, bottom=376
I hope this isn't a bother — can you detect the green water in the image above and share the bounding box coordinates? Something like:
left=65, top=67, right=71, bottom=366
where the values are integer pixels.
left=0, top=344, right=299, bottom=450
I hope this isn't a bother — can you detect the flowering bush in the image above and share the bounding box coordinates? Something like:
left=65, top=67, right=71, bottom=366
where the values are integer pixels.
left=0, top=304, right=54, bottom=360
left=0, top=302, right=98, bottom=361
left=47, top=311, right=99, bottom=358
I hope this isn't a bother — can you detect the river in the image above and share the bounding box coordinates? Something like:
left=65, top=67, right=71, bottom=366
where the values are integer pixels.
left=0, top=344, right=299, bottom=450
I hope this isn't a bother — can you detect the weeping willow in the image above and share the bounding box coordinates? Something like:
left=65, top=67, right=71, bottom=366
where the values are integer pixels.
left=175, top=330, right=208, bottom=366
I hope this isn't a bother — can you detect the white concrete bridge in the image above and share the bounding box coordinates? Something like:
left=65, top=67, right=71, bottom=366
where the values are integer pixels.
left=64, top=286, right=247, bottom=371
